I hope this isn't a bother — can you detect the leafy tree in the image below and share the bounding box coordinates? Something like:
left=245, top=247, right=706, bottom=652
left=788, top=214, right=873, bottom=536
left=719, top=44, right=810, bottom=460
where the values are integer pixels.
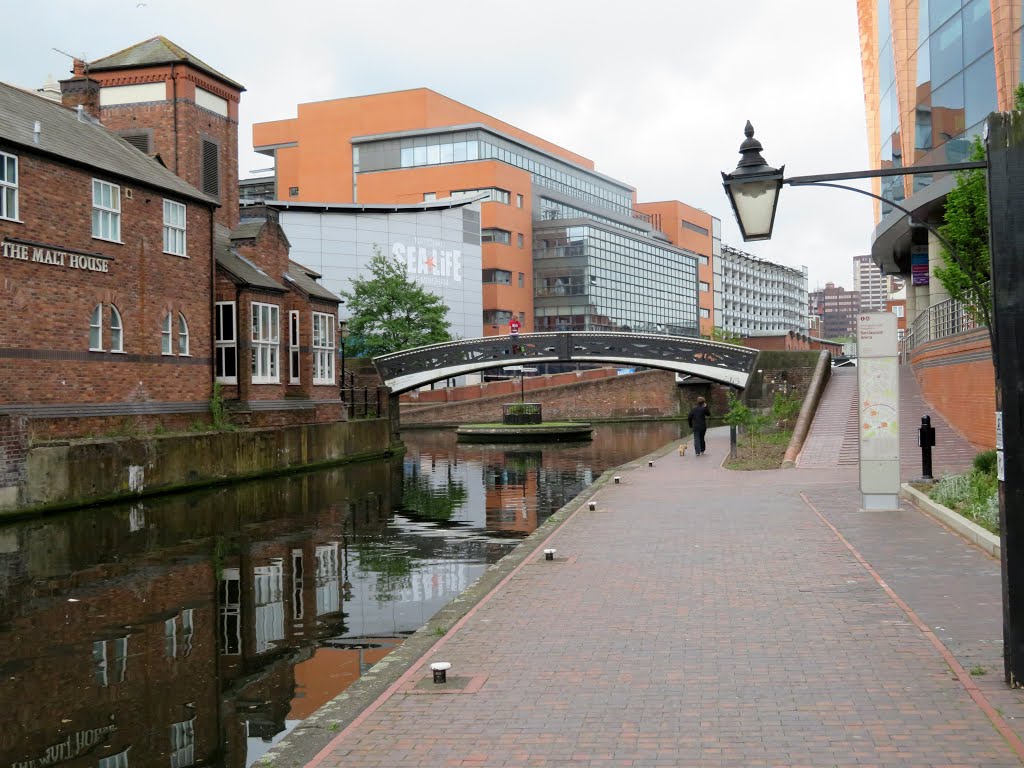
left=934, top=83, right=1024, bottom=323
left=341, top=245, right=452, bottom=357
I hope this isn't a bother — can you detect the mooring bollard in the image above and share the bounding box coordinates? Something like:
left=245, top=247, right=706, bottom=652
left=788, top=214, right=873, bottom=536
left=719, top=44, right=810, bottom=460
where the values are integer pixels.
left=431, top=662, right=451, bottom=684
left=648, top=460, right=654, bottom=467
left=544, top=548, right=557, bottom=560
left=613, top=476, right=621, bottom=484
left=588, top=501, right=596, bottom=511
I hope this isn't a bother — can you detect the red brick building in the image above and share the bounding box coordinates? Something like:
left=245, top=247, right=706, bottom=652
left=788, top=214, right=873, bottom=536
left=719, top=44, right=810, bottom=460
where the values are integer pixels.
left=0, top=37, right=343, bottom=460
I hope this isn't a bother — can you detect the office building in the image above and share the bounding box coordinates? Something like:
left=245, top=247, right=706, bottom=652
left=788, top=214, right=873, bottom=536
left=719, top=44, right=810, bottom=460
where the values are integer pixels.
left=809, top=283, right=862, bottom=339
left=718, top=244, right=809, bottom=337
left=252, top=90, right=712, bottom=338
left=853, top=253, right=890, bottom=309
left=857, top=0, right=1022, bottom=315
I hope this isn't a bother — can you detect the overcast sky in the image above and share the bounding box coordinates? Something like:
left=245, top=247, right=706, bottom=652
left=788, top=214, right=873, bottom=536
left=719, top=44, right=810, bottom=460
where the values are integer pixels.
left=7, top=0, right=875, bottom=290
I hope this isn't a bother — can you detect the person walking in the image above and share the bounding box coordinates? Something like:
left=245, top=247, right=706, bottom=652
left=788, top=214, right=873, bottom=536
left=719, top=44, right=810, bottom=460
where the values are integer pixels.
left=688, top=396, right=712, bottom=456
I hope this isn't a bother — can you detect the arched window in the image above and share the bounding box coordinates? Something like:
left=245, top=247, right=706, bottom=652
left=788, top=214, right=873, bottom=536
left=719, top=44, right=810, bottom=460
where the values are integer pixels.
left=109, top=306, right=123, bottom=353
left=89, top=304, right=103, bottom=351
left=178, top=313, right=189, bottom=356
left=161, top=312, right=173, bottom=355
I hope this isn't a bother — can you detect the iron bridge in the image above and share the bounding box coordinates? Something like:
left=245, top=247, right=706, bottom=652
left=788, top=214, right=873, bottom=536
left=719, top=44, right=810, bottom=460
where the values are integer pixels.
left=373, top=332, right=760, bottom=394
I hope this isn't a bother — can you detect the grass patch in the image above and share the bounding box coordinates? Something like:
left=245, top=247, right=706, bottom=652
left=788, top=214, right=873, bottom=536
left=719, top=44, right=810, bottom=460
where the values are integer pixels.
left=723, top=428, right=793, bottom=471
left=969, top=665, right=988, bottom=676
left=928, top=455, right=999, bottom=535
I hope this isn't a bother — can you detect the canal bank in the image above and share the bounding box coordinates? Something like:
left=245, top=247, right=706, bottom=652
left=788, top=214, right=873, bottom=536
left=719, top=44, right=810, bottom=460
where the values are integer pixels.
left=263, top=428, right=1024, bottom=767
left=253, top=435, right=688, bottom=767
left=1, top=415, right=400, bottom=518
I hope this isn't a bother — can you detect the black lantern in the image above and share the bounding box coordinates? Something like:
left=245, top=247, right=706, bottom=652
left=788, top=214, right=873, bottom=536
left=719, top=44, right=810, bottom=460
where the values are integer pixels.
left=721, top=121, right=785, bottom=241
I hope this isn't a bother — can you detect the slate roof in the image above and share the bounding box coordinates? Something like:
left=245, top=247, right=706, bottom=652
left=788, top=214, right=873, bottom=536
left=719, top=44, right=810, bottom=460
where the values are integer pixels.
left=286, top=261, right=342, bottom=303
left=88, top=36, right=245, bottom=91
left=0, top=81, right=218, bottom=205
left=214, top=224, right=286, bottom=293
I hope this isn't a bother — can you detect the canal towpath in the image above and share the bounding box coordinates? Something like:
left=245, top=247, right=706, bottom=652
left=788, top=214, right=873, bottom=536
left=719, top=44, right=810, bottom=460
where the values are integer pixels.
left=270, top=426, right=1024, bottom=768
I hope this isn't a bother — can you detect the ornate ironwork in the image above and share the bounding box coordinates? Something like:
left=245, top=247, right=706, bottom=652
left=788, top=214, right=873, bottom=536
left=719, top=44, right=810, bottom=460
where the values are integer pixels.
left=373, top=332, right=759, bottom=393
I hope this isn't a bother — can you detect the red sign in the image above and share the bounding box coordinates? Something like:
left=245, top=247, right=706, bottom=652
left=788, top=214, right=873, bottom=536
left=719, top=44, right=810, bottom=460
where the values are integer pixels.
left=509, top=319, right=521, bottom=334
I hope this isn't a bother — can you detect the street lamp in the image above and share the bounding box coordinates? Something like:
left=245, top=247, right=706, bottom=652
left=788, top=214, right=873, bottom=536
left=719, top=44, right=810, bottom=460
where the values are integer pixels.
left=720, top=119, right=1024, bottom=687
left=339, top=319, right=350, bottom=388
left=721, top=121, right=785, bottom=241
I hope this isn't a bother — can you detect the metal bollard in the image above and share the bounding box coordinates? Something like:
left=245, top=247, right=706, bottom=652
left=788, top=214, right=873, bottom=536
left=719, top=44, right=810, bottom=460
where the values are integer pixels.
left=918, top=415, right=936, bottom=481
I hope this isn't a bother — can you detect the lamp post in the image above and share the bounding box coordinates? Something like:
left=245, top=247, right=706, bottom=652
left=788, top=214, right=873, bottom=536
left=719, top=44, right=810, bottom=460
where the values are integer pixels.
left=721, top=120, right=1024, bottom=685
left=339, top=319, right=349, bottom=388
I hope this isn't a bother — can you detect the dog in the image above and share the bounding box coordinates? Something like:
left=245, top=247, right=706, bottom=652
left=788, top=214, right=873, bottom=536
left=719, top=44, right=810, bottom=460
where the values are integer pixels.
left=678, top=443, right=688, bottom=456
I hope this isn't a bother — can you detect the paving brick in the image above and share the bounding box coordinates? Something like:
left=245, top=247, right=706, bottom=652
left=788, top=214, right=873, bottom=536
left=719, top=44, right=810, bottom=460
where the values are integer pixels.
left=301, top=429, right=1024, bottom=767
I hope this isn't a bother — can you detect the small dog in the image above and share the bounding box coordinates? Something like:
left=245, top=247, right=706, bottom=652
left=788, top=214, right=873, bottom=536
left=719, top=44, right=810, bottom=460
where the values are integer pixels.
left=678, top=444, right=688, bottom=456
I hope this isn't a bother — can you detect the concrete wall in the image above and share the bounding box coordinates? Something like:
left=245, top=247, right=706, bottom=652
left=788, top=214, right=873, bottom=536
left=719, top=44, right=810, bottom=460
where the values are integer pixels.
left=4, top=418, right=397, bottom=517
left=740, top=351, right=822, bottom=409
left=909, top=328, right=996, bottom=449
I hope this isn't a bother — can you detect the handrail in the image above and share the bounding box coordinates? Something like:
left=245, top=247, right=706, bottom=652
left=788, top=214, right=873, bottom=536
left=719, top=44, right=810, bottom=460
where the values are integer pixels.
left=901, top=288, right=987, bottom=356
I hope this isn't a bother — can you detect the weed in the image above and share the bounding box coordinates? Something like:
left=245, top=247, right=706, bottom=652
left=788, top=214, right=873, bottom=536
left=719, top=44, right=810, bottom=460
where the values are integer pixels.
left=328, top=722, right=340, bottom=732
left=930, top=468, right=999, bottom=534
left=433, top=625, right=447, bottom=636
left=210, top=381, right=236, bottom=431
left=974, top=449, right=998, bottom=475
left=970, top=665, right=988, bottom=676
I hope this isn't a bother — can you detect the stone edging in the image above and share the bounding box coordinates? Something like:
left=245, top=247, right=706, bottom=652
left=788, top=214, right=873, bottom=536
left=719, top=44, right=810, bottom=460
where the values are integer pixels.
left=256, top=438, right=684, bottom=768
left=900, top=482, right=1000, bottom=558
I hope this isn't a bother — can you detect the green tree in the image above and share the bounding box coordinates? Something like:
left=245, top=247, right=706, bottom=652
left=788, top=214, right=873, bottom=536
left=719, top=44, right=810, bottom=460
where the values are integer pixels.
left=934, top=83, right=1024, bottom=323
left=341, top=245, right=453, bottom=357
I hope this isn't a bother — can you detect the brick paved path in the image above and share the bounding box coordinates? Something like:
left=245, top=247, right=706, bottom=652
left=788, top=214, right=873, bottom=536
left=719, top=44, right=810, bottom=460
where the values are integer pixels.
left=306, top=429, right=1024, bottom=768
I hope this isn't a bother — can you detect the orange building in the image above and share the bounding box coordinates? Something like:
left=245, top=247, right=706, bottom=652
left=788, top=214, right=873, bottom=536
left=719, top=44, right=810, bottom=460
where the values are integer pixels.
left=252, top=89, right=717, bottom=338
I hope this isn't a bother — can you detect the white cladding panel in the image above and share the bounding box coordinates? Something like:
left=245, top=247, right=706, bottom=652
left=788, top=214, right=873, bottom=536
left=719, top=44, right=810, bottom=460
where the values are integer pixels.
left=99, top=82, right=166, bottom=106
left=195, top=87, right=228, bottom=117
left=280, top=206, right=483, bottom=341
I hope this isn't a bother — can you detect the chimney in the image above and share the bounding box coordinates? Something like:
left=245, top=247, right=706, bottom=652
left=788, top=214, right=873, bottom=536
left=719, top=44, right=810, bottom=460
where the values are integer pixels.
left=59, top=73, right=100, bottom=120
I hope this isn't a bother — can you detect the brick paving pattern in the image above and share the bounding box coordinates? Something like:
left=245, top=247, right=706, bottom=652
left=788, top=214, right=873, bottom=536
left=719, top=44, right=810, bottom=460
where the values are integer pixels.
left=898, top=364, right=977, bottom=481
left=307, top=429, right=1024, bottom=768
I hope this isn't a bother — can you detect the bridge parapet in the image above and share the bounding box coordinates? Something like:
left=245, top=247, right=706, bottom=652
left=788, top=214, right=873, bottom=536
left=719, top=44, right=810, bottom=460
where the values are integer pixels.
left=373, top=332, right=759, bottom=394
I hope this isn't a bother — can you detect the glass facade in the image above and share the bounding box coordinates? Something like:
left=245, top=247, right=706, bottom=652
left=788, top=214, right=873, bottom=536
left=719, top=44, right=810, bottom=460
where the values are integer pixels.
left=538, top=196, right=648, bottom=235
left=878, top=0, right=999, bottom=211
left=532, top=224, right=699, bottom=337
left=355, top=128, right=635, bottom=217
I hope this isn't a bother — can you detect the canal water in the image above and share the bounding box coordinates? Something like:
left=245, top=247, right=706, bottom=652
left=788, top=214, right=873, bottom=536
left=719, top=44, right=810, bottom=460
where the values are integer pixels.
left=0, top=422, right=686, bottom=768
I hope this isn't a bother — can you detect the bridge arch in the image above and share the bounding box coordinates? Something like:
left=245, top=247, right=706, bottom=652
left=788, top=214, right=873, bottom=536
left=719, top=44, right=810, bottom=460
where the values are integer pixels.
left=372, top=332, right=759, bottom=394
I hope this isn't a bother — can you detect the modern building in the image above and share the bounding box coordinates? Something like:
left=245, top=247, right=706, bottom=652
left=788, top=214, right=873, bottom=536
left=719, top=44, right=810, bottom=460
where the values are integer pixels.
left=264, top=199, right=484, bottom=341
left=809, top=283, right=862, bottom=339
left=240, top=174, right=276, bottom=202
left=717, top=244, right=809, bottom=337
left=857, top=0, right=1022, bottom=317
left=853, top=253, right=891, bottom=309
left=252, top=90, right=713, bottom=338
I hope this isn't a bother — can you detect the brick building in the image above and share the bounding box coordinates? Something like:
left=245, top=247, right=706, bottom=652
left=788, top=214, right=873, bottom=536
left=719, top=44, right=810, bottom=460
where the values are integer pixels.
left=808, top=282, right=861, bottom=340
left=0, top=37, right=343, bottom=461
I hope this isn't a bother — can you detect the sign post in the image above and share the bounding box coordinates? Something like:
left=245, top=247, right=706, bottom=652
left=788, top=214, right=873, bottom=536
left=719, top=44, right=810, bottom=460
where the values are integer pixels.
left=856, top=312, right=900, bottom=510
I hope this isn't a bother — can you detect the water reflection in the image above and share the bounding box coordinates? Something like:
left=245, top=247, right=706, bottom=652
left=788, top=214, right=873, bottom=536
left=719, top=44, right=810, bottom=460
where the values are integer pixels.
left=0, top=421, right=684, bottom=768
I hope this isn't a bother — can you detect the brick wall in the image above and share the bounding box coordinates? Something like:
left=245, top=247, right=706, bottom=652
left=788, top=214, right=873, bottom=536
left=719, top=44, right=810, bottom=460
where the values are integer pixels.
left=910, top=328, right=996, bottom=449
left=402, top=369, right=684, bottom=425
left=0, top=150, right=215, bottom=419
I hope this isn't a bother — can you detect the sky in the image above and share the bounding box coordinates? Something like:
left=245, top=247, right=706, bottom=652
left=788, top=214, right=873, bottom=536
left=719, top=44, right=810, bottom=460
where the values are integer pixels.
left=6, top=0, right=876, bottom=290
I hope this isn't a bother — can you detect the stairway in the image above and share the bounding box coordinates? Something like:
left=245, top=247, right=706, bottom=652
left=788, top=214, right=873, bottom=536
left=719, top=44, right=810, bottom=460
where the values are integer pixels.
left=797, top=367, right=860, bottom=468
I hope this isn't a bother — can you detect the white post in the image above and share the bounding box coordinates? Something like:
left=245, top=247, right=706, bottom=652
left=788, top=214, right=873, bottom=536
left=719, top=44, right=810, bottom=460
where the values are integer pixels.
left=857, top=311, right=900, bottom=510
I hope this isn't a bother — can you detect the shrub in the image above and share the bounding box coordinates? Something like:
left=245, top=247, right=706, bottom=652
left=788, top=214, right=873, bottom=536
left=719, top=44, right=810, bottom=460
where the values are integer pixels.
left=974, top=449, right=997, bottom=476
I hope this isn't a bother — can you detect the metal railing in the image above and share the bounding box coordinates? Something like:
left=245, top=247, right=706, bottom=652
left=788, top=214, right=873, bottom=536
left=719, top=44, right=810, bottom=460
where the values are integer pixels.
left=902, top=291, right=986, bottom=355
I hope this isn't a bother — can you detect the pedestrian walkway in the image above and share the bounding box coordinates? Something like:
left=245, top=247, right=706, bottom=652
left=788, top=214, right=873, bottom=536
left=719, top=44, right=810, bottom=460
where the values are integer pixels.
left=799, top=364, right=978, bottom=480
left=301, top=427, right=1024, bottom=768
left=798, top=366, right=859, bottom=468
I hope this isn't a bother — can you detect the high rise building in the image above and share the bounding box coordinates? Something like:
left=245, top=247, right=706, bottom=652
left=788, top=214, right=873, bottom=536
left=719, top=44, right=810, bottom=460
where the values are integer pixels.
left=857, top=0, right=1022, bottom=318
left=718, top=245, right=809, bottom=337
left=809, top=283, right=862, bottom=339
left=252, top=90, right=716, bottom=338
left=853, top=253, right=890, bottom=309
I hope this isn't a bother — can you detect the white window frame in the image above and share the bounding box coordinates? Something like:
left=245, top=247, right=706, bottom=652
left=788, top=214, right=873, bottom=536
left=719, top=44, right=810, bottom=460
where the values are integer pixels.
left=312, top=312, right=336, bottom=385
left=98, top=748, right=130, bottom=768
left=178, top=312, right=190, bottom=356
left=251, top=302, right=280, bottom=384
left=215, top=302, right=237, bottom=384
left=169, top=718, right=195, bottom=768
left=516, top=193, right=524, bottom=209
left=90, top=304, right=103, bottom=351
left=700, top=281, right=710, bottom=292
left=92, top=179, right=121, bottom=242
left=0, top=151, right=18, bottom=221
left=700, top=308, right=711, bottom=319
left=161, top=312, right=173, bottom=355
left=163, top=199, right=187, bottom=257
left=288, top=310, right=300, bottom=384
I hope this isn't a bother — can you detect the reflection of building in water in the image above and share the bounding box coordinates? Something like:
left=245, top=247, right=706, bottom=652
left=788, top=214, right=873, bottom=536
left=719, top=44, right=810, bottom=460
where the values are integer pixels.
left=0, top=460, right=400, bottom=768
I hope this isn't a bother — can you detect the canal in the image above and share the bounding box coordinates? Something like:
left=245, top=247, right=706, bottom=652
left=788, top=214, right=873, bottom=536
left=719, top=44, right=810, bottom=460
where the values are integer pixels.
left=0, top=421, right=687, bottom=768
